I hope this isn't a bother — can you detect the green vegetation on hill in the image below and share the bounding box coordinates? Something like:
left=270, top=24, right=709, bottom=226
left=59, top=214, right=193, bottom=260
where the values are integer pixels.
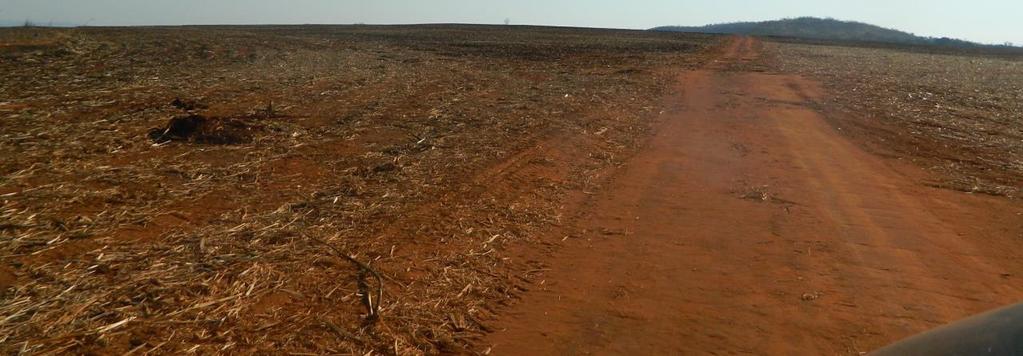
left=652, top=17, right=992, bottom=48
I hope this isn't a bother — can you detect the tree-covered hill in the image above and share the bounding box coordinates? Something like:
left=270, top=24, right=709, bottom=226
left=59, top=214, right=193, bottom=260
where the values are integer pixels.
left=652, top=17, right=986, bottom=48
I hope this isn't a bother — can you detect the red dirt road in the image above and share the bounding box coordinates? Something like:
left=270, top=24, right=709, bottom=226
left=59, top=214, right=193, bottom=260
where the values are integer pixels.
left=484, top=37, right=1023, bottom=354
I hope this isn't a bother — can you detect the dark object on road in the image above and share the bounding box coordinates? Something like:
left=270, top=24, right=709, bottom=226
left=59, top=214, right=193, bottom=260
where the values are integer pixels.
left=873, top=302, right=1023, bottom=355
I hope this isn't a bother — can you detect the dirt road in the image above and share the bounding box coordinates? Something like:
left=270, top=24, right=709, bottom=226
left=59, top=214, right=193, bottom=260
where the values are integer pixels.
left=484, top=37, right=1023, bottom=354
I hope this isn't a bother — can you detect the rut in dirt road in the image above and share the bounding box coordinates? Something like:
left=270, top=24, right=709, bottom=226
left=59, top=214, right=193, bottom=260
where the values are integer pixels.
left=483, top=37, right=1023, bottom=355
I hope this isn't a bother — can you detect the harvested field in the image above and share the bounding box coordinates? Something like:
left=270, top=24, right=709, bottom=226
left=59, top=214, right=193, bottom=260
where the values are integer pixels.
left=7, top=24, right=1023, bottom=355
left=0, top=25, right=717, bottom=354
left=768, top=41, right=1023, bottom=197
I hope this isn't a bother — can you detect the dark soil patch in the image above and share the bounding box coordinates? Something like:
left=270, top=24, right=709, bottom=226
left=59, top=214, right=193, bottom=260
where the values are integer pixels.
left=0, top=265, right=16, bottom=291
left=148, top=114, right=259, bottom=144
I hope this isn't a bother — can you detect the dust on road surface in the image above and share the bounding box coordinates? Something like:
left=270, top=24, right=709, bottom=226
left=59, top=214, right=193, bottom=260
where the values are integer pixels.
left=484, top=37, right=1023, bottom=354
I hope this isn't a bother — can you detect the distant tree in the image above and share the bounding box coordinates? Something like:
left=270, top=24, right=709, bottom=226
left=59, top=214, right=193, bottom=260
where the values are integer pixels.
left=504, top=18, right=511, bottom=26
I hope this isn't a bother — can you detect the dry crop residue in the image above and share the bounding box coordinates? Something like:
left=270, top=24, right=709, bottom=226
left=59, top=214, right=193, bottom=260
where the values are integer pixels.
left=769, top=42, right=1023, bottom=197
left=0, top=26, right=716, bottom=354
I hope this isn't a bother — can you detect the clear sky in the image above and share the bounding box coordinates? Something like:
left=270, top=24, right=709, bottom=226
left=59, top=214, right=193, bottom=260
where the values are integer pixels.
left=1, top=0, right=1020, bottom=45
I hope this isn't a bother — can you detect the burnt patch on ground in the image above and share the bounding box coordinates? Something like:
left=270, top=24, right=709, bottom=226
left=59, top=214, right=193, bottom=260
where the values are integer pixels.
left=148, top=114, right=260, bottom=144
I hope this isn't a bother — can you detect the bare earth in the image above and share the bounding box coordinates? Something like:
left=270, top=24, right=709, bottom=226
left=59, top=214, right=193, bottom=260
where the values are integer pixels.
left=485, top=37, right=1023, bottom=354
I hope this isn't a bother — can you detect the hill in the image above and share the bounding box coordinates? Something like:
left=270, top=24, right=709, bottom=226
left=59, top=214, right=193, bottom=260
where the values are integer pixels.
left=652, top=17, right=983, bottom=47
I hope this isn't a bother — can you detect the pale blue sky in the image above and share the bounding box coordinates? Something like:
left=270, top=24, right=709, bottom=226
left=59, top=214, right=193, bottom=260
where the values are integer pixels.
left=1, top=0, right=1020, bottom=45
